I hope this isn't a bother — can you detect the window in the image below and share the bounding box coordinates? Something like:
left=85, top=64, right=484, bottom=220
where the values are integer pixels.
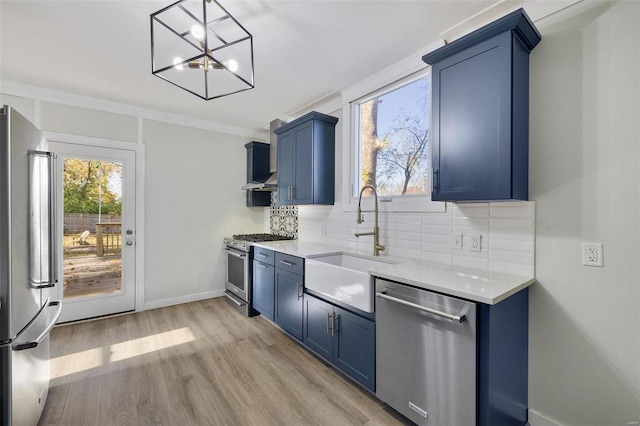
left=341, top=67, right=444, bottom=213
left=354, top=76, right=430, bottom=196
left=353, top=72, right=433, bottom=203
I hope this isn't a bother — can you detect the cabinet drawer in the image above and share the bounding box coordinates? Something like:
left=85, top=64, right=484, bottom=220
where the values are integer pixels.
left=253, top=247, right=274, bottom=266
left=275, top=252, right=304, bottom=276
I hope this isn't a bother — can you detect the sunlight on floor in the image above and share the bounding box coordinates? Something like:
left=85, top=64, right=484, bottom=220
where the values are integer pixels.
left=51, top=347, right=103, bottom=379
left=109, top=327, right=196, bottom=362
left=51, top=327, right=196, bottom=378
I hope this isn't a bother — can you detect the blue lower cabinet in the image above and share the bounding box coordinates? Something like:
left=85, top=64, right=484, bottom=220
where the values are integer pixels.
left=303, top=294, right=375, bottom=392
left=478, top=288, right=529, bottom=426
left=252, top=260, right=275, bottom=320
left=303, top=295, right=333, bottom=360
left=333, top=307, right=375, bottom=391
left=274, top=268, right=304, bottom=340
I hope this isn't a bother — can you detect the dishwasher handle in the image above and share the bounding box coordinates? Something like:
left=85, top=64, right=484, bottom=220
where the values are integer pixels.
left=376, top=291, right=466, bottom=323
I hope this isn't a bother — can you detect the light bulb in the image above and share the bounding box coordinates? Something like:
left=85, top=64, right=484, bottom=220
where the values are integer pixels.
left=173, top=57, right=184, bottom=70
left=190, top=24, right=205, bottom=41
left=227, top=59, right=238, bottom=73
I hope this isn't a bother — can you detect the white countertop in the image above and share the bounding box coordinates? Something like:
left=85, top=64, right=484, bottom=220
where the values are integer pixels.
left=253, top=240, right=534, bottom=305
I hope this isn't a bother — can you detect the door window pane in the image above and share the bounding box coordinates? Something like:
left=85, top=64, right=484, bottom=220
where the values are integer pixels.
left=62, top=159, right=123, bottom=300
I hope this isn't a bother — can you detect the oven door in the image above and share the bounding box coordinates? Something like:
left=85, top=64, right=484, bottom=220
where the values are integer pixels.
left=224, top=247, right=249, bottom=302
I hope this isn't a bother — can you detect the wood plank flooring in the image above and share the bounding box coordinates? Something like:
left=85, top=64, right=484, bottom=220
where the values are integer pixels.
left=39, top=297, right=406, bottom=426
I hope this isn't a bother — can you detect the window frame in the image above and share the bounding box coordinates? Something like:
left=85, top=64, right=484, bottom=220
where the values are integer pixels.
left=341, top=67, right=445, bottom=213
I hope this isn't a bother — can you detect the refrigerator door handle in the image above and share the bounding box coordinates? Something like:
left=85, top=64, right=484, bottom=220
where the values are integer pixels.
left=48, top=151, right=58, bottom=287
left=29, top=151, right=58, bottom=289
left=13, top=300, right=63, bottom=351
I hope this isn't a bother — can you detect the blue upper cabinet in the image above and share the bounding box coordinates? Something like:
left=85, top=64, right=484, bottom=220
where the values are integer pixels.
left=275, top=111, right=338, bottom=205
left=423, top=9, right=541, bottom=202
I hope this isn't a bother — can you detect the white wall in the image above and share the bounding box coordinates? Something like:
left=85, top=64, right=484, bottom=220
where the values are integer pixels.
left=142, top=119, right=264, bottom=306
left=528, top=1, right=640, bottom=424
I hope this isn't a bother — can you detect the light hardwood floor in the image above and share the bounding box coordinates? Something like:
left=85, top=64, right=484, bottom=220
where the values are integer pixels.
left=39, top=297, right=406, bottom=425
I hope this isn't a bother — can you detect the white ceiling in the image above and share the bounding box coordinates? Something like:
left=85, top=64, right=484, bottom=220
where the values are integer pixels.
left=0, top=0, right=500, bottom=133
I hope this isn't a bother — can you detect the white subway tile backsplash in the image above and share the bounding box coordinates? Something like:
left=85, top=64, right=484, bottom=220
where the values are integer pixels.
left=489, top=217, right=535, bottom=229
left=490, top=249, right=533, bottom=265
left=422, top=252, right=453, bottom=264
left=490, top=260, right=535, bottom=277
left=453, top=203, right=490, bottom=217
left=292, top=201, right=535, bottom=277
left=491, top=227, right=535, bottom=242
left=453, top=255, right=490, bottom=270
left=490, top=238, right=535, bottom=253
left=422, top=225, right=452, bottom=235
left=489, top=201, right=535, bottom=217
left=422, top=242, right=452, bottom=254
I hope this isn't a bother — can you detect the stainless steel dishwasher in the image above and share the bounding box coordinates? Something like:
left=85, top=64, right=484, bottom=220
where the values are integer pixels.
left=375, top=278, right=477, bottom=426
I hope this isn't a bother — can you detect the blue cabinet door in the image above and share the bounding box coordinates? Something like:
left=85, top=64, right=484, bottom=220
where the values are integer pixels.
left=252, top=260, right=275, bottom=321
left=275, top=111, right=337, bottom=206
left=277, top=129, right=296, bottom=205
left=303, top=295, right=333, bottom=361
left=432, top=31, right=514, bottom=201
left=274, top=269, right=303, bottom=340
left=292, top=122, right=314, bottom=204
left=333, top=307, right=376, bottom=391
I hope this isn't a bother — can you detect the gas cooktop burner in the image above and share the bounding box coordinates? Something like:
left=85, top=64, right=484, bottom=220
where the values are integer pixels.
left=232, top=233, right=294, bottom=242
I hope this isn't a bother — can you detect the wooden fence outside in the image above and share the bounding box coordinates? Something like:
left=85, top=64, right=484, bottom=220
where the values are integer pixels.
left=64, top=213, right=121, bottom=234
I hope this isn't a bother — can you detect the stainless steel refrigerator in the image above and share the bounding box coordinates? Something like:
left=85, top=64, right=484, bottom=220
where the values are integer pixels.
left=0, top=105, right=63, bottom=425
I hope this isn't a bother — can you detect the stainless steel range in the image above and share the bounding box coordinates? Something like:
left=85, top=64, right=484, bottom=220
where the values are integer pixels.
left=223, top=233, right=293, bottom=316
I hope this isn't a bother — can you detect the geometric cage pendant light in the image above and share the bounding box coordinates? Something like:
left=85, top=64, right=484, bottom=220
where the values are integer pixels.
left=150, top=0, right=255, bottom=100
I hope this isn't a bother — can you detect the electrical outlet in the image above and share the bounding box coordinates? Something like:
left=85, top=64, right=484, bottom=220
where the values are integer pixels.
left=469, top=234, right=481, bottom=252
left=452, top=233, right=463, bottom=250
left=582, top=242, right=603, bottom=267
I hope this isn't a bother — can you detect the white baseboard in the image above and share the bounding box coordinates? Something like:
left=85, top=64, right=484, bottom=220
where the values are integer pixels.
left=529, top=409, right=562, bottom=426
left=143, top=290, right=225, bottom=311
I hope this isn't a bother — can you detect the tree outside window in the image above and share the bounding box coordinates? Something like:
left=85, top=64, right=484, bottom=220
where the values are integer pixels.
left=357, top=76, right=430, bottom=197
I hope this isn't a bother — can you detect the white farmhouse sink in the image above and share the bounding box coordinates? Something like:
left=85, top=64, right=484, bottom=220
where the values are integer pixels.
left=305, top=253, right=399, bottom=313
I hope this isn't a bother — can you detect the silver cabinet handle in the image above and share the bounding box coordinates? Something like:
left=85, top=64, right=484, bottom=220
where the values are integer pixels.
left=332, top=314, right=339, bottom=336
left=376, top=291, right=466, bottom=323
left=327, top=313, right=332, bottom=334
left=257, top=263, right=267, bottom=269
left=256, top=253, right=268, bottom=258
left=225, top=249, right=246, bottom=259
left=279, top=260, right=294, bottom=266
left=297, top=282, right=303, bottom=300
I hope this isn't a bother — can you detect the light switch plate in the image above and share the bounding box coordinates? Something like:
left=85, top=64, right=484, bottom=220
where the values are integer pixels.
left=452, top=233, right=462, bottom=250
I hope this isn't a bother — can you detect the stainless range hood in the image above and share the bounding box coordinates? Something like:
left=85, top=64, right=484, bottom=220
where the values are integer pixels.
left=241, top=119, right=285, bottom=191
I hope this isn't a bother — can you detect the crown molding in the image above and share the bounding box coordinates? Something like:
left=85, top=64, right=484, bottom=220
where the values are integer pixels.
left=0, top=79, right=266, bottom=140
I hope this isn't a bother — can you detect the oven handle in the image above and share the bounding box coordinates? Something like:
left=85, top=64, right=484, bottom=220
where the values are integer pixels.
left=224, top=292, right=246, bottom=307
left=224, top=248, right=247, bottom=259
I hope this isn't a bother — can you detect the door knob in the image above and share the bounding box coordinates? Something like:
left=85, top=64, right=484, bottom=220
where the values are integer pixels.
left=126, top=229, right=133, bottom=235
left=126, top=240, right=133, bottom=246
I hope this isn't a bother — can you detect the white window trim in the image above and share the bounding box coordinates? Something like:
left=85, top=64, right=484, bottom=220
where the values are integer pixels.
left=341, top=67, right=445, bottom=213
